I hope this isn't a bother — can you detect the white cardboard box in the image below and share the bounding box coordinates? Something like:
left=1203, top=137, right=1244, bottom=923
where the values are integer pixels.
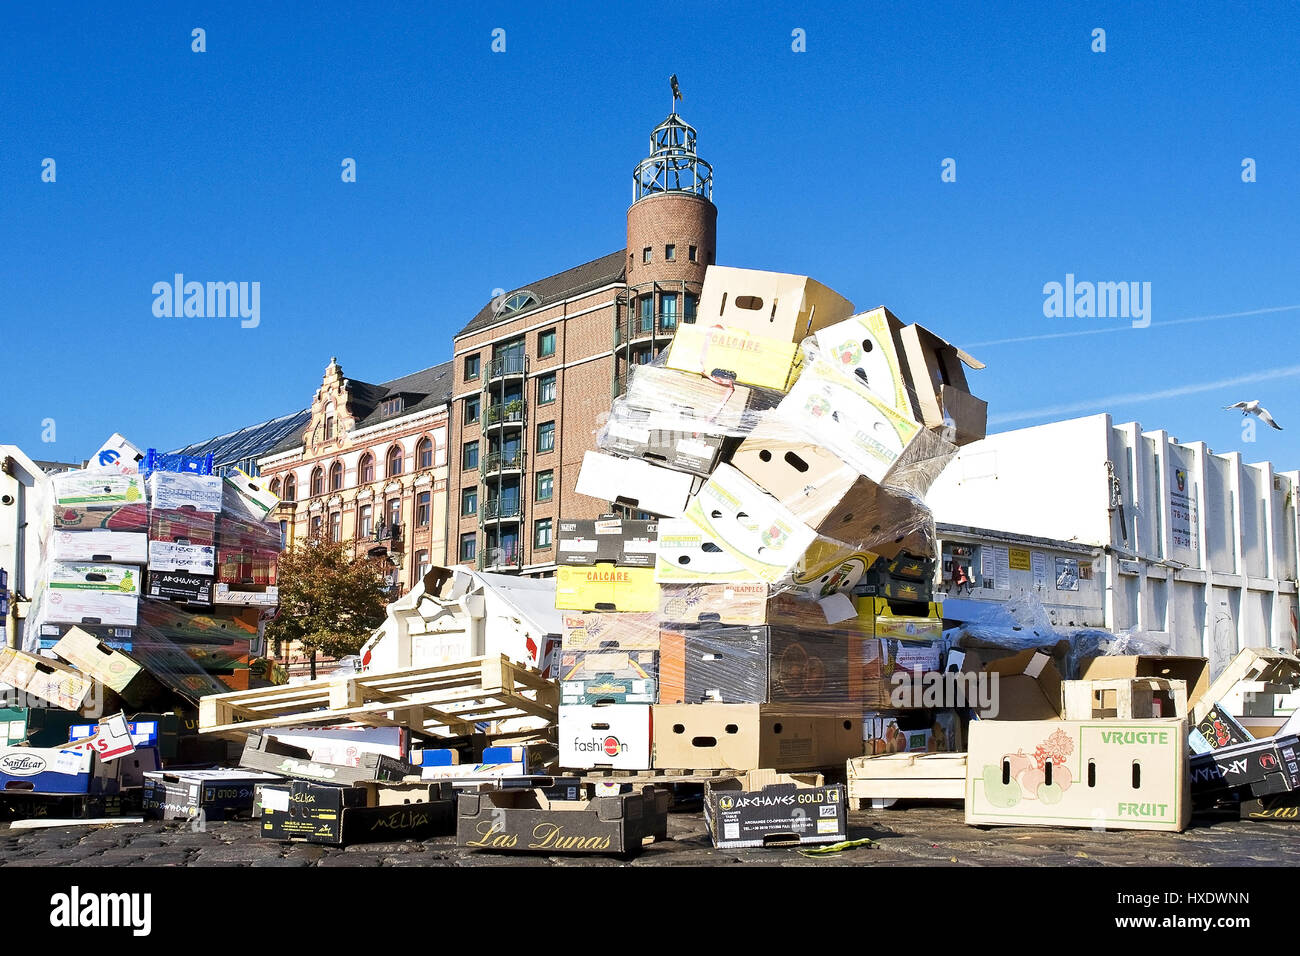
left=49, top=531, right=148, bottom=565
left=42, top=589, right=138, bottom=627
left=559, top=704, right=653, bottom=770
left=807, top=308, right=913, bottom=417
left=147, top=472, right=224, bottom=513
left=654, top=517, right=755, bottom=583
left=48, top=562, right=141, bottom=595
left=148, top=540, right=216, bottom=574
left=575, top=451, right=696, bottom=518
left=214, top=583, right=279, bottom=606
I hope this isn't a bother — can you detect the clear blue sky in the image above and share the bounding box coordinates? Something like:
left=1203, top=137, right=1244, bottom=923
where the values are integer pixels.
left=3, top=1, right=1298, bottom=467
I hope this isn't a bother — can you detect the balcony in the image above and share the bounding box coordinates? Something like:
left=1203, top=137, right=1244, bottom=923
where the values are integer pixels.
left=483, top=401, right=525, bottom=430
left=371, top=522, right=403, bottom=544
left=615, top=312, right=685, bottom=347
left=488, top=355, right=527, bottom=381
left=481, top=447, right=525, bottom=475
left=480, top=499, right=521, bottom=523
left=477, top=546, right=521, bottom=572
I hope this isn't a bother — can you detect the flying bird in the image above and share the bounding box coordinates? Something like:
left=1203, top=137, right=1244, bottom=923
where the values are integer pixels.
left=1225, top=400, right=1283, bottom=430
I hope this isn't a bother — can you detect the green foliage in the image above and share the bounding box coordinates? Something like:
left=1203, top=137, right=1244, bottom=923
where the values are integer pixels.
left=266, top=532, right=391, bottom=659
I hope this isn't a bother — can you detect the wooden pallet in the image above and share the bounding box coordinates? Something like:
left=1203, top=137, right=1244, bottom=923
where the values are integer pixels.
left=571, top=768, right=744, bottom=785
left=198, top=655, right=557, bottom=739
left=846, top=752, right=967, bottom=809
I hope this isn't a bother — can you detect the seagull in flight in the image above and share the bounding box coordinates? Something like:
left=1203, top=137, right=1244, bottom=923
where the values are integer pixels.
left=1225, top=400, right=1283, bottom=430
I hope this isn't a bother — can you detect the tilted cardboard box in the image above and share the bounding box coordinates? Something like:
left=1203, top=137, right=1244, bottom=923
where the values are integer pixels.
left=665, top=323, right=803, bottom=392
left=696, top=266, right=855, bottom=344
left=896, top=322, right=987, bottom=445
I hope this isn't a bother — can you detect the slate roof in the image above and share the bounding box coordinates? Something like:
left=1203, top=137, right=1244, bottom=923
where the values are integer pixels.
left=455, top=250, right=626, bottom=339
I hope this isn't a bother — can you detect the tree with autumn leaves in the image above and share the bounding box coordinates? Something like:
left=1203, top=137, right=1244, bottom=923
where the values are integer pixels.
left=266, top=532, right=391, bottom=678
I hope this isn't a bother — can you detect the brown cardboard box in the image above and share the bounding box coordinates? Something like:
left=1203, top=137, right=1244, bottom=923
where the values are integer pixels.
left=977, top=649, right=1062, bottom=720
left=52, top=626, right=172, bottom=709
left=657, top=583, right=770, bottom=626
left=652, top=703, right=863, bottom=771
left=1061, top=678, right=1189, bottom=720
left=896, top=323, right=987, bottom=445
left=560, top=611, right=660, bottom=651
left=1080, top=655, right=1210, bottom=715
left=1184, top=647, right=1300, bottom=724
left=0, top=647, right=100, bottom=712
left=697, top=265, right=855, bottom=345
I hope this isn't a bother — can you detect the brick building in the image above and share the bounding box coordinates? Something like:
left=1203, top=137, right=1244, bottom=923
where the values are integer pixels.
left=447, top=110, right=717, bottom=575
left=256, top=358, right=453, bottom=595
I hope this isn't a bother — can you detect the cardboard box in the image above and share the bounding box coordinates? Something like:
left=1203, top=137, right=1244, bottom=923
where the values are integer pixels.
left=50, top=530, right=147, bottom=564
left=682, top=465, right=817, bottom=585
left=239, top=733, right=417, bottom=785
left=781, top=544, right=880, bottom=600
left=213, top=583, right=279, bottom=607
left=965, top=718, right=1190, bottom=832
left=42, top=588, right=138, bottom=628
left=148, top=511, right=216, bottom=545
left=601, top=403, right=727, bottom=477
left=867, top=597, right=944, bottom=641
left=1189, top=647, right=1300, bottom=724
left=1080, top=655, right=1210, bottom=715
left=653, top=518, right=756, bottom=584
left=704, top=770, right=847, bottom=848
left=791, top=482, right=933, bottom=566
left=1062, top=678, right=1189, bottom=720
left=36, top=621, right=134, bottom=648
left=215, top=548, right=278, bottom=586
left=555, top=565, right=657, bottom=613
left=558, top=704, right=652, bottom=770
left=264, top=727, right=408, bottom=765
left=0, top=647, right=98, bottom=712
left=146, top=471, right=223, bottom=513
left=863, top=711, right=954, bottom=754
left=1237, top=792, right=1300, bottom=822
left=976, top=649, right=1063, bottom=720
left=142, top=768, right=284, bottom=821
left=0, top=746, right=118, bottom=795
left=560, top=611, right=660, bottom=651
left=729, top=433, right=870, bottom=530
left=86, top=433, right=144, bottom=475
left=807, top=308, right=912, bottom=417
left=259, top=779, right=457, bottom=845
left=767, top=627, right=857, bottom=706
left=0, top=706, right=83, bottom=748
left=652, top=703, right=863, bottom=771
left=50, top=472, right=148, bottom=531
left=52, top=627, right=170, bottom=708
left=147, top=540, right=216, bottom=575
left=214, top=513, right=282, bottom=552
left=559, top=649, right=658, bottom=705
left=896, top=322, right=987, bottom=445
left=145, top=569, right=214, bottom=605
left=48, top=562, right=141, bottom=596
left=1190, top=735, right=1300, bottom=799
left=696, top=266, right=855, bottom=344
left=847, top=752, right=969, bottom=803
left=574, top=452, right=697, bottom=518
left=658, top=583, right=770, bottom=626
left=556, top=516, right=658, bottom=569
left=665, top=322, right=803, bottom=392
left=666, top=624, right=768, bottom=705
left=457, top=785, right=670, bottom=856
left=776, top=358, right=923, bottom=485
left=226, top=469, right=280, bottom=517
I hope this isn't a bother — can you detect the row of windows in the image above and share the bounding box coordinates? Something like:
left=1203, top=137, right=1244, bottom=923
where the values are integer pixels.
left=463, top=331, right=556, bottom=383
left=642, top=244, right=710, bottom=264
left=460, top=469, right=553, bottom=516
left=273, top=439, right=437, bottom=501
left=461, top=422, right=554, bottom=470
left=457, top=517, right=552, bottom=562
left=462, top=373, right=557, bottom=427
left=304, top=491, right=435, bottom=540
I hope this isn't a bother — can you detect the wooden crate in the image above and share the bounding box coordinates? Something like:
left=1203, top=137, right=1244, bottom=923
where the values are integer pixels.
left=199, top=655, right=557, bottom=739
left=1061, top=677, right=1187, bottom=720
left=846, top=752, right=967, bottom=808
left=576, top=767, right=746, bottom=785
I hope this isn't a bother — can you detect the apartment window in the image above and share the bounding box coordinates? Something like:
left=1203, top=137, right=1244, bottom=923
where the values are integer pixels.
left=459, top=533, right=477, bottom=562
left=386, top=498, right=401, bottom=529
left=415, top=550, right=430, bottom=580
left=417, top=491, right=431, bottom=527
left=283, top=475, right=296, bottom=501
left=310, top=467, right=323, bottom=497
left=465, top=395, right=480, bottom=425
left=463, top=441, right=479, bottom=469
left=642, top=246, right=652, bottom=263
left=380, top=397, right=404, bottom=416
left=536, top=470, right=553, bottom=502
left=685, top=293, right=698, bottom=324
left=278, top=521, right=287, bottom=548
left=537, top=373, right=556, bottom=405
left=310, top=515, right=322, bottom=536
left=464, top=354, right=480, bottom=381
left=539, top=329, right=556, bottom=358
left=633, top=347, right=653, bottom=366
left=386, top=445, right=403, bottom=477
left=325, top=415, right=335, bottom=440
left=329, top=461, right=343, bottom=492
left=359, top=503, right=373, bottom=537
left=330, top=511, right=342, bottom=542
left=665, top=244, right=676, bottom=262
left=269, top=478, right=281, bottom=496
left=689, top=244, right=697, bottom=263
left=537, top=421, right=555, bottom=453
left=417, top=437, right=433, bottom=470
left=639, top=295, right=653, bottom=333
left=661, top=292, right=678, bottom=330
left=462, top=486, right=478, bottom=517
left=534, top=518, right=553, bottom=549
left=359, top=453, right=374, bottom=483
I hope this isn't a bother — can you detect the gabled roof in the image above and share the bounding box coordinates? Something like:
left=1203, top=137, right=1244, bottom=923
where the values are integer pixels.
left=456, top=250, right=626, bottom=339
left=172, top=409, right=312, bottom=472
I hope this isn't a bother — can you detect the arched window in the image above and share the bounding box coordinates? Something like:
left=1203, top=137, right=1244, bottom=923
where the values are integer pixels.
left=283, top=475, right=296, bottom=501
left=417, top=437, right=433, bottom=470
left=310, top=466, right=324, bottom=497
left=386, top=445, right=403, bottom=477
left=329, top=461, right=343, bottom=492
left=270, top=477, right=281, bottom=496
left=359, top=453, right=374, bottom=484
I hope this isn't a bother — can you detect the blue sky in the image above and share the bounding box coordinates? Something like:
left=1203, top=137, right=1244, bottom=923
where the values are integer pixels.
left=2, top=1, right=1298, bottom=466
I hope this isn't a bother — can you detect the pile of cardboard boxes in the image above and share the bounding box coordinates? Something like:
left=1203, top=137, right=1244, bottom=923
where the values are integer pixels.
left=0, top=434, right=286, bottom=820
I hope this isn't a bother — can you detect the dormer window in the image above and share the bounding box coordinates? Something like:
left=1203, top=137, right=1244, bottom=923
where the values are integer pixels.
left=496, top=291, right=540, bottom=316
left=381, top=396, right=404, bottom=416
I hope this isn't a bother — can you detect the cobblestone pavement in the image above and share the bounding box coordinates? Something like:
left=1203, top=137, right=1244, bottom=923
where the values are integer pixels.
left=0, top=803, right=1297, bottom=866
